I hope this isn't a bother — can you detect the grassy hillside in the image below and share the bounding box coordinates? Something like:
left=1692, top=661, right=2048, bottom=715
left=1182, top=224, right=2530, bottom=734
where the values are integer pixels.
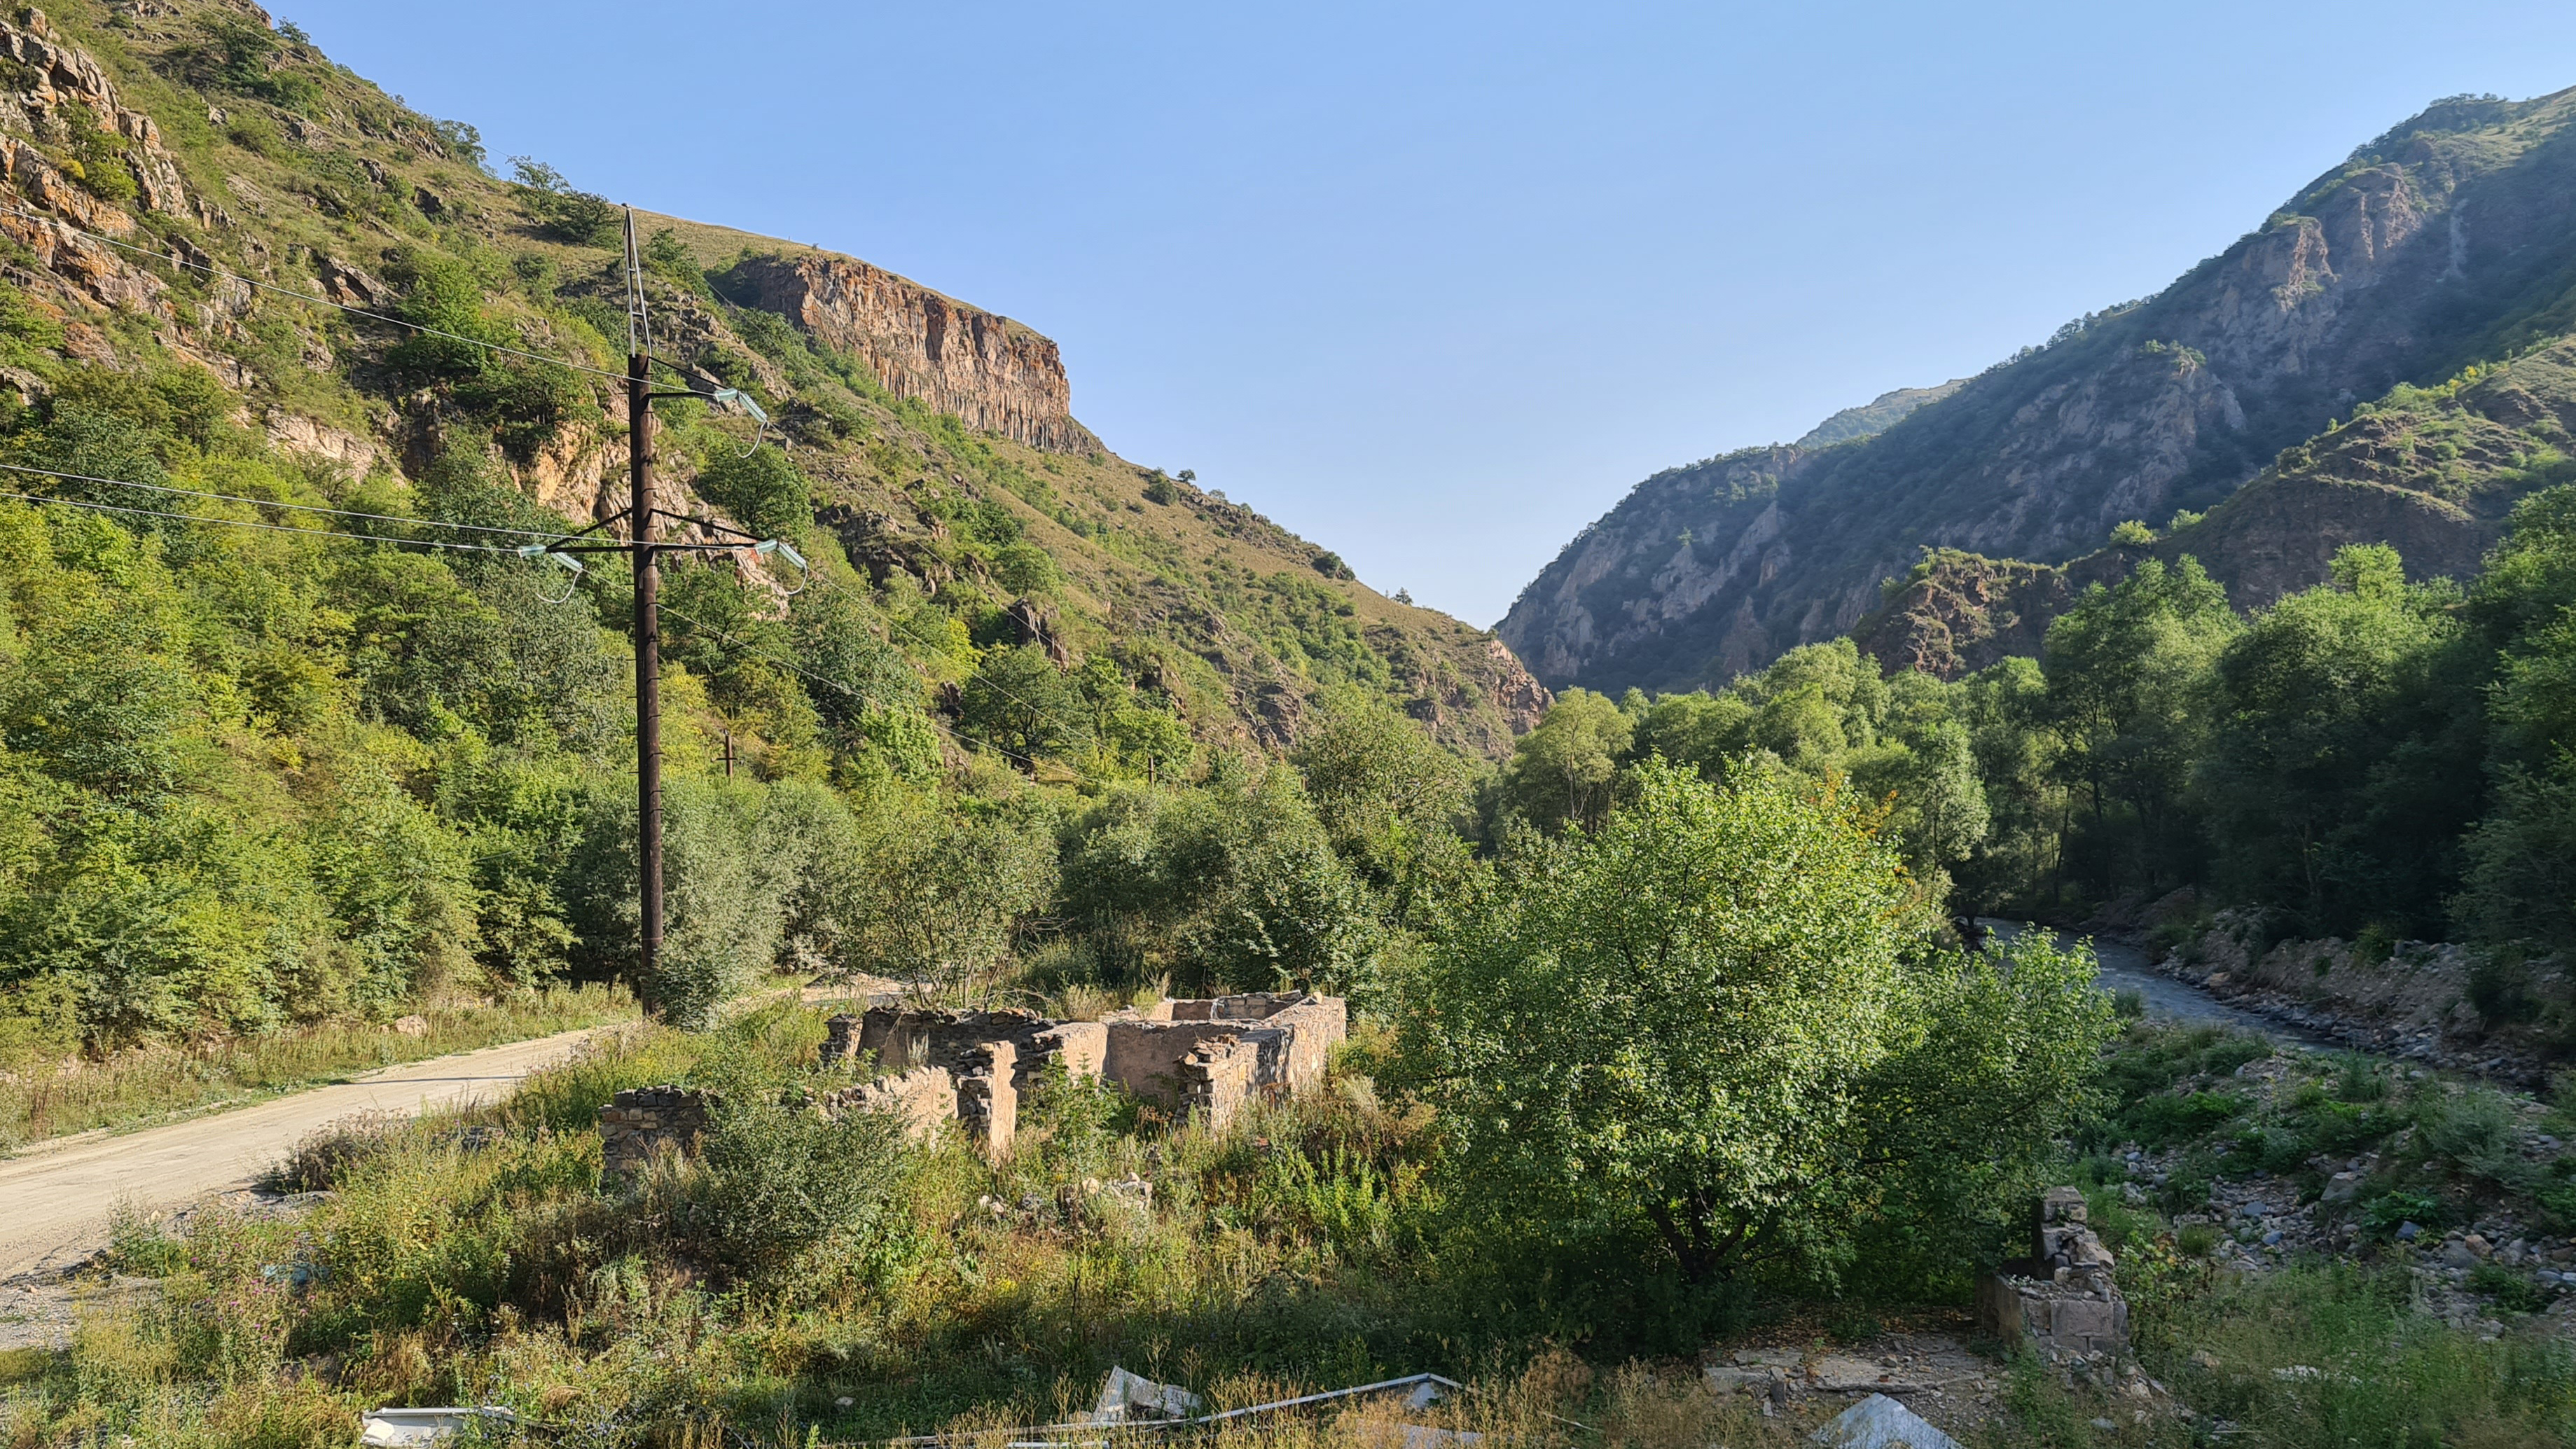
left=1860, top=334, right=2576, bottom=677
left=0, top=0, right=1543, bottom=1072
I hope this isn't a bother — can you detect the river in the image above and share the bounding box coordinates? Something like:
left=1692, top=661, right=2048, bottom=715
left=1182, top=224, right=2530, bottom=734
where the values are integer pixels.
left=1978, top=918, right=2332, bottom=1046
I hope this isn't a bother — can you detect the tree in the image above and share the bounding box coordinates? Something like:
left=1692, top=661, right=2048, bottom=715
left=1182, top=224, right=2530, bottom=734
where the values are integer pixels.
left=1497, top=688, right=1631, bottom=833
left=957, top=644, right=1087, bottom=767
left=836, top=789, right=1058, bottom=1001
left=692, top=445, right=810, bottom=546
left=2042, top=557, right=2238, bottom=896
left=2203, top=546, right=2476, bottom=936
left=1405, top=758, right=1913, bottom=1282
left=1292, top=686, right=1472, bottom=882
left=1401, top=758, right=2110, bottom=1287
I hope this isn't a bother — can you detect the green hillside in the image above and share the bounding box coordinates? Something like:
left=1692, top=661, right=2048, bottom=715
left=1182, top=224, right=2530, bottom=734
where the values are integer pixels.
left=0, top=0, right=1543, bottom=1070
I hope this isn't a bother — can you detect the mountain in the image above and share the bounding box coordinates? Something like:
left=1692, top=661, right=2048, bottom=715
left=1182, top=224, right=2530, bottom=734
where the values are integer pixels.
left=1500, top=86, right=2576, bottom=693
left=1792, top=379, right=1967, bottom=449
left=0, top=0, right=1546, bottom=757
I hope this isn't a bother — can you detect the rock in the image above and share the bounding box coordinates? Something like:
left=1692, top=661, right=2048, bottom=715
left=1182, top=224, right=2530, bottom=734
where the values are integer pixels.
left=1809, top=1394, right=1961, bottom=1449
left=2444, top=1242, right=2479, bottom=1270
left=2188, top=1350, right=2222, bottom=1371
left=1088, top=1366, right=1200, bottom=1424
left=389, top=1015, right=430, bottom=1038
left=2397, top=1221, right=2423, bottom=1242
left=2466, top=1233, right=2494, bottom=1260
left=1704, top=1366, right=1768, bottom=1395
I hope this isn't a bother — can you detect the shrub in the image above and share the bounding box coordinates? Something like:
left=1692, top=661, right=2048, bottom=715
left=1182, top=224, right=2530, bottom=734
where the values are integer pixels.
left=268, top=1110, right=410, bottom=1192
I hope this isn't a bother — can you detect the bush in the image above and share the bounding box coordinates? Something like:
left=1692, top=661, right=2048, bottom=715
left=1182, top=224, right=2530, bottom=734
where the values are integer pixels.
left=1401, top=757, right=2112, bottom=1287
left=659, top=1020, right=910, bottom=1282
left=268, top=1110, right=410, bottom=1192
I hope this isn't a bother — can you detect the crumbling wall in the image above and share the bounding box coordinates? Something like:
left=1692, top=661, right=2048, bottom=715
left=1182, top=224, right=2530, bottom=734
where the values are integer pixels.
left=597, top=1084, right=708, bottom=1186
left=826, top=992, right=1348, bottom=1133
left=815, top=1067, right=955, bottom=1143
left=833, top=1007, right=1103, bottom=1094
left=957, top=1041, right=1017, bottom=1160
left=1976, top=1187, right=2130, bottom=1362
left=1180, top=1035, right=1263, bottom=1132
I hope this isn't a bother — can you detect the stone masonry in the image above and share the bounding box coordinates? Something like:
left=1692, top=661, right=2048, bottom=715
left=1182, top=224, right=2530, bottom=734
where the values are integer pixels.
left=602, top=993, right=1344, bottom=1178
left=597, top=1084, right=708, bottom=1186
left=1976, top=1187, right=2130, bottom=1361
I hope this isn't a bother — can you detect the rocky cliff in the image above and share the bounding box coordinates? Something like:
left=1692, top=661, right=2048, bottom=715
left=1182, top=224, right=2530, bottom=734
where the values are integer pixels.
left=1857, top=332, right=2576, bottom=677
left=1502, top=85, right=2576, bottom=693
left=0, top=0, right=1542, bottom=758
left=714, top=251, right=1093, bottom=455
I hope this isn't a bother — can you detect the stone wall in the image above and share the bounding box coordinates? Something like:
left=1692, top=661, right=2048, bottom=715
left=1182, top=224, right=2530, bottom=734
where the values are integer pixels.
left=1100, top=993, right=1346, bottom=1118
left=832, top=1007, right=1105, bottom=1095
left=815, top=1067, right=955, bottom=1144
left=1976, top=1187, right=2130, bottom=1362
left=802, top=992, right=1345, bottom=1140
left=597, top=1084, right=708, bottom=1186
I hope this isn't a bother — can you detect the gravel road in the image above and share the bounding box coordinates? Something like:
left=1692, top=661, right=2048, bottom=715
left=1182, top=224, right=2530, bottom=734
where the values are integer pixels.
left=0, top=1027, right=600, bottom=1282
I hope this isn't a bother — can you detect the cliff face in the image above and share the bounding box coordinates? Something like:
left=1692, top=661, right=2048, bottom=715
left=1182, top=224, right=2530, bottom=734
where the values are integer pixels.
left=1853, top=333, right=2576, bottom=678
left=1502, top=85, right=2576, bottom=693
left=716, top=252, right=1094, bottom=454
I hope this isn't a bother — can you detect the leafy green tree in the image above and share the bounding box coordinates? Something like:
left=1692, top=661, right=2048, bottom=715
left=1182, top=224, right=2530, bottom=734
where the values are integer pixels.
left=692, top=445, right=810, bottom=546
left=1497, top=687, right=1631, bottom=833
left=1059, top=763, right=1382, bottom=994
left=2043, top=557, right=2238, bottom=896
left=957, top=643, right=1088, bottom=767
left=1292, top=686, right=1472, bottom=882
left=2204, top=546, right=2477, bottom=936
left=836, top=788, right=1058, bottom=999
left=1403, top=758, right=2109, bottom=1287
left=1404, top=758, right=1915, bottom=1282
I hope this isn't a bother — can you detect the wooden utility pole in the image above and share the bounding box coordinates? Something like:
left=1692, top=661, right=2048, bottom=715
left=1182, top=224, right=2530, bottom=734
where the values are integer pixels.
left=630, top=345, right=663, bottom=1002
left=529, top=211, right=798, bottom=1019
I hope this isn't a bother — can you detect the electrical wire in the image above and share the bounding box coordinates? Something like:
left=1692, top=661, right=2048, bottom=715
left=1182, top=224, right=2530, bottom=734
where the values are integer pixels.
left=0, top=485, right=534, bottom=553
left=0, top=459, right=562, bottom=539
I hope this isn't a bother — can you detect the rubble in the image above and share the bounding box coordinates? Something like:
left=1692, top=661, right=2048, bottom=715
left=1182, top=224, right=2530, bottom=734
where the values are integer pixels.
left=1976, top=1188, right=2130, bottom=1362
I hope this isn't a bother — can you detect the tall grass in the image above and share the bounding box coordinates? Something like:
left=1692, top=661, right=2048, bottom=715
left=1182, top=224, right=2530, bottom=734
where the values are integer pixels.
left=0, top=984, right=633, bottom=1150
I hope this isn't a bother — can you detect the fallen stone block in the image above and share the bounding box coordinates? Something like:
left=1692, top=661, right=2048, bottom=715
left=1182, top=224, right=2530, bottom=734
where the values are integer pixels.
left=1809, top=1392, right=1961, bottom=1449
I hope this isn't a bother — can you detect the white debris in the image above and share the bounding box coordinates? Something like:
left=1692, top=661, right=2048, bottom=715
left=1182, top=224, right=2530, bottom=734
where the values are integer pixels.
left=1089, top=1366, right=1203, bottom=1424
left=359, top=1407, right=518, bottom=1447
left=1810, top=1392, right=1962, bottom=1449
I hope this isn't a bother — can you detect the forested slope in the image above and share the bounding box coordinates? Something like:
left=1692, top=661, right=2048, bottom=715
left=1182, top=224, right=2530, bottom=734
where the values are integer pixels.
left=0, top=0, right=1543, bottom=1061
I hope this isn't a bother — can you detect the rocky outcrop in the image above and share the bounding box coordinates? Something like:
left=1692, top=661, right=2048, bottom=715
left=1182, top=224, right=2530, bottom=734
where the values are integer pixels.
left=1503, top=84, right=2576, bottom=693
left=718, top=251, right=1092, bottom=452
left=1853, top=332, right=2576, bottom=678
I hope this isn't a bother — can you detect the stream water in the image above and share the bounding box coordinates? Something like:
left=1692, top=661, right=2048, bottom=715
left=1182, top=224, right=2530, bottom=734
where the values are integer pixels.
left=1978, top=918, right=2334, bottom=1046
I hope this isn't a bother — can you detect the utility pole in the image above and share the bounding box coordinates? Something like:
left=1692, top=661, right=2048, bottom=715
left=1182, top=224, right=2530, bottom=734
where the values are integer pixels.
left=630, top=344, right=662, bottom=1005
left=525, top=211, right=799, bottom=1020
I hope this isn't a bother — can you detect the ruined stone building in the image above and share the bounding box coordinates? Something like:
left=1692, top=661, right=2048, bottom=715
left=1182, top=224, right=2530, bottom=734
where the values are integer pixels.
left=599, top=992, right=1345, bottom=1176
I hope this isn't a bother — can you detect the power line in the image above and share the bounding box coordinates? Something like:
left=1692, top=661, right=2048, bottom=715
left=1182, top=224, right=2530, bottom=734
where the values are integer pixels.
left=0, top=459, right=561, bottom=539
left=0, top=485, right=536, bottom=553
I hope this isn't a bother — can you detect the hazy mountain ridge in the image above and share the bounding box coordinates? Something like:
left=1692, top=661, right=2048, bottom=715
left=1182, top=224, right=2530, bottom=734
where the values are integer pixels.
left=1501, top=84, right=2576, bottom=693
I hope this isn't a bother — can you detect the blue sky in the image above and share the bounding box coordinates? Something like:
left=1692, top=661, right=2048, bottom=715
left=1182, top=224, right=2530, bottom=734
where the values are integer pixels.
left=282, top=1, right=2576, bottom=625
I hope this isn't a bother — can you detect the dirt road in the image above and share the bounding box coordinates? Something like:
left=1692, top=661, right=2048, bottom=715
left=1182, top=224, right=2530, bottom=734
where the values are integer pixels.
left=0, top=1027, right=601, bottom=1281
